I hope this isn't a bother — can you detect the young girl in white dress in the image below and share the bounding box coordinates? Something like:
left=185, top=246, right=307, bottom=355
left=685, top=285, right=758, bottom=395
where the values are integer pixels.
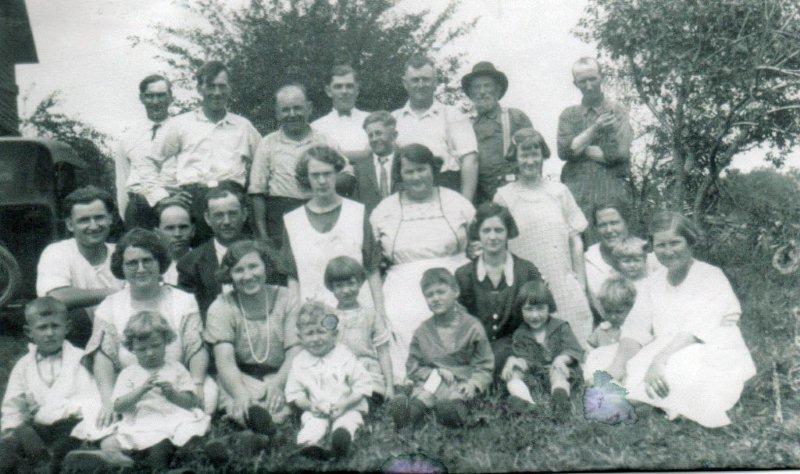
left=101, top=311, right=210, bottom=470
left=494, top=128, right=594, bottom=348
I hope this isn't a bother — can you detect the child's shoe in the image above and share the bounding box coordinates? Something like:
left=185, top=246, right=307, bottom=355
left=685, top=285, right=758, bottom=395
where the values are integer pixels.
left=330, top=428, right=351, bottom=458
left=551, top=388, right=572, bottom=420
left=434, top=400, right=467, bottom=428
left=508, top=395, right=537, bottom=415
left=246, top=405, right=275, bottom=436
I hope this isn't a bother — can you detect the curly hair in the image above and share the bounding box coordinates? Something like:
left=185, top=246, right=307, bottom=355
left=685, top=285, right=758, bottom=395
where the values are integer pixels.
left=296, top=300, right=339, bottom=332
left=122, top=310, right=176, bottom=352
left=294, top=145, right=347, bottom=191
left=110, top=228, right=170, bottom=279
left=611, top=236, right=648, bottom=260
left=215, top=240, right=284, bottom=287
left=468, top=201, right=520, bottom=241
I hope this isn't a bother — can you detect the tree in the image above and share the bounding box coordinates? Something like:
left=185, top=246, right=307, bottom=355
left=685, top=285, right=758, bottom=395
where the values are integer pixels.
left=577, top=0, right=800, bottom=214
left=20, top=91, right=115, bottom=193
left=143, top=0, right=476, bottom=132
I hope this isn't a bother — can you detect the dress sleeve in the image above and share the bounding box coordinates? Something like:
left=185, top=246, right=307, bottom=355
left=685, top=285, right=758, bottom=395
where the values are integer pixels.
left=684, top=265, right=742, bottom=342
left=281, top=289, right=300, bottom=350
left=619, top=279, right=654, bottom=346
left=83, top=300, right=121, bottom=370
left=1, top=359, right=30, bottom=431
left=179, top=302, right=205, bottom=365
left=203, top=297, right=236, bottom=345
left=111, top=367, right=137, bottom=403
left=558, top=184, right=588, bottom=236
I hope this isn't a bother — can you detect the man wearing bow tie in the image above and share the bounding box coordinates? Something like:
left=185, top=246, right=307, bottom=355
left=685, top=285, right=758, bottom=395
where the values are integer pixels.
left=116, top=74, right=174, bottom=230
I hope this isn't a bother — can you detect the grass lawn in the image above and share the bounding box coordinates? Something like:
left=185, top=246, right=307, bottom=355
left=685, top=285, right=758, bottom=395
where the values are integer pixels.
left=1, top=249, right=799, bottom=472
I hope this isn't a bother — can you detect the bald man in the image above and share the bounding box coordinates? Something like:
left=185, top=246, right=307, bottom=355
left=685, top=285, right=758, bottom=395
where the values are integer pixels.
left=556, top=57, right=634, bottom=224
left=249, top=84, right=348, bottom=244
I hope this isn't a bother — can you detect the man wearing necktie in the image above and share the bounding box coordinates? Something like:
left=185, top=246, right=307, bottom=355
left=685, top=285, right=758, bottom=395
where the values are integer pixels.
left=115, top=74, right=174, bottom=230
left=462, top=62, right=533, bottom=205
left=351, top=111, right=401, bottom=216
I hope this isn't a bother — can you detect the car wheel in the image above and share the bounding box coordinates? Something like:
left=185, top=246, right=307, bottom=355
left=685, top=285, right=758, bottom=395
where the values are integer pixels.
left=0, top=244, right=20, bottom=308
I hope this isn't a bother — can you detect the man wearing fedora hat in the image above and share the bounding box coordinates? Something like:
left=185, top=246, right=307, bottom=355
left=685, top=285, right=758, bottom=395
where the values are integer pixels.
left=462, top=61, right=533, bottom=204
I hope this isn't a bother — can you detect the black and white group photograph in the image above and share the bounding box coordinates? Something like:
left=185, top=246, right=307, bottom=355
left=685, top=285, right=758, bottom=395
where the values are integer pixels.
left=0, top=0, right=798, bottom=472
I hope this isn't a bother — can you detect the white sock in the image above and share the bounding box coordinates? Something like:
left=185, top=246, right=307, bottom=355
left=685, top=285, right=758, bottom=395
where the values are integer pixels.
left=507, top=378, right=535, bottom=404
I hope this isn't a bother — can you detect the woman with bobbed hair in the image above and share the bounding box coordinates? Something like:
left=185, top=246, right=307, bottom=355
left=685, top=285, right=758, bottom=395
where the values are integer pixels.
left=282, top=145, right=383, bottom=310
left=85, top=228, right=214, bottom=428
left=455, top=202, right=543, bottom=371
left=370, top=143, right=476, bottom=382
left=494, top=128, right=594, bottom=349
left=203, top=240, right=300, bottom=433
left=605, top=211, right=756, bottom=427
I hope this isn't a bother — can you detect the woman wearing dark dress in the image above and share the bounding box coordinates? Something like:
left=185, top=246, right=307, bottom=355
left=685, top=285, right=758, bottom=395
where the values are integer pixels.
left=455, top=202, right=543, bottom=371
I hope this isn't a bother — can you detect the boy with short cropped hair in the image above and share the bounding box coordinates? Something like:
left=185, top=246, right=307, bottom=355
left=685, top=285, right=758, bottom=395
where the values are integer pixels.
left=285, top=301, right=372, bottom=459
left=589, top=276, right=636, bottom=348
left=390, top=268, right=494, bottom=429
left=0, top=297, right=108, bottom=472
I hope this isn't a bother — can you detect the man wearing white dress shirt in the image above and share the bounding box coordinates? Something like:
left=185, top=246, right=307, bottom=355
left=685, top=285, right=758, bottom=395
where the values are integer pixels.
left=116, top=74, right=173, bottom=229
left=144, top=61, right=261, bottom=243
left=392, top=55, right=479, bottom=202
left=311, top=65, right=370, bottom=158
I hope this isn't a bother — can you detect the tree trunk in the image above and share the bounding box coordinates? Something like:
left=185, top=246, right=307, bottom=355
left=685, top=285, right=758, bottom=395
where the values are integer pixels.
left=670, top=85, right=688, bottom=210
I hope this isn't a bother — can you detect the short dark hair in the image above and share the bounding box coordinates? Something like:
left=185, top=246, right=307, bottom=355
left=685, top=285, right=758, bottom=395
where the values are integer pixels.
left=294, top=145, right=347, bottom=191
left=216, top=240, right=284, bottom=287
left=591, top=198, right=634, bottom=228
left=139, top=74, right=172, bottom=95
left=649, top=210, right=702, bottom=247
left=62, top=185, right=115, bottom=219
left=324, top=256, right=367, bottom=291
left=111, top=228, right=171, bottom=279
left=328, top=64, right=358, bottom=84
left=203, top=180, right=247, bottom=215
left=468, top=202, right=519, bottom=241
left=514, top=279, right=556, bottom=315
left=420, top=267, right=458, bottom=292
left=508, top=128, right=551, bottom=161
left=155, top=201, right=195, bottom=225
left=394, top=144, right=443, bottom=183
left=196, top=60, right=228, bottom=86
left=24, top=296, right=67, bottom=325
left=404, top=54, right=436, bottom=73
left=362, top=110, right=396, bottom=130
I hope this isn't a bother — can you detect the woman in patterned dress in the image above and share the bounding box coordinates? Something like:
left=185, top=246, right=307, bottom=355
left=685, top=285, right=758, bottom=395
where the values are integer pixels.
left=493, top=128, right=594, bottom=348
left=370, top=144, right=476, bottom=383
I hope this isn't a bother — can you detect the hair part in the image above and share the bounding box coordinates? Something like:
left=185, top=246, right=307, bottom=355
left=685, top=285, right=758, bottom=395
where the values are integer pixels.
left=139, top=74, right=172, bottom=95
left=324, top=256, right=366, bottom=290
left=122, top=310, right=176, bottom=352
left=395, top=143, right=442, bottom=183
left=196, top=60, right=229, bottom=86
left=649, top=210, right=701, bottom=247
left=468, top=202, right=519, bottom=241
left=514, top=279, right=557, bottom=314
left=598, top=276, right=636, bottom=316
left=62, top=185, right=115, bottom=219
left=110, top=228, right=171, bottom=279
left=294, top=145, right=347, bottom=190
left=24, top=297, right=67, bottom=325
left=420, top=267, right=458, bottom=292
left=362, top=110, right=396, bottom=130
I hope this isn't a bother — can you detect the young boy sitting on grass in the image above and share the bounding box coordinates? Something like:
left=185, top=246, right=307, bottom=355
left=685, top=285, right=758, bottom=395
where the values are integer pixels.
left=390, top=268, right=494, bottom=429
left=324, top=256, right=395, bottom=405
left=0, top=297, right=110, bottom=473
left=501, top=280, right=583, bottom=419
left=285, top=301, right=373, bottom=459
left=583, top=276, right=636, bottom=383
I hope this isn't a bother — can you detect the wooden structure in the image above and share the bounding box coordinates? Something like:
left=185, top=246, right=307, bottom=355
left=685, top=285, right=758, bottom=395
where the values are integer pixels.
left=0, top=0, right=37, bottom=136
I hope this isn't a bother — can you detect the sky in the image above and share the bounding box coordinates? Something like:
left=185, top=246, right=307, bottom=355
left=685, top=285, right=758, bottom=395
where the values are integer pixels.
left=15, top=0, right=797, bottom=176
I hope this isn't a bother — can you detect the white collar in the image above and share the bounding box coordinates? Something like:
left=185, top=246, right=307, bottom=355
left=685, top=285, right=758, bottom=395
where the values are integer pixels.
left=400, top=100, right=442, bottom=118
left=213, top=238, right=228, bottom=264
left=476, top=253, right=514, bottom=285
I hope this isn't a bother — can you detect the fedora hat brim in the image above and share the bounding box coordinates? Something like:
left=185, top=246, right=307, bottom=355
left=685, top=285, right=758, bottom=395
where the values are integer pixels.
left=461, top=69, right=509, bottom=99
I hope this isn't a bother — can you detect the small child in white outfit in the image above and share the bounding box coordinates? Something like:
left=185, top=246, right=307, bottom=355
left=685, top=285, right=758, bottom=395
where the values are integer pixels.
left=98, top=310, right=210, bottom=471
left=285, top=301, right=372, bottom=459
left=587, top=276, right=636, bottom=348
